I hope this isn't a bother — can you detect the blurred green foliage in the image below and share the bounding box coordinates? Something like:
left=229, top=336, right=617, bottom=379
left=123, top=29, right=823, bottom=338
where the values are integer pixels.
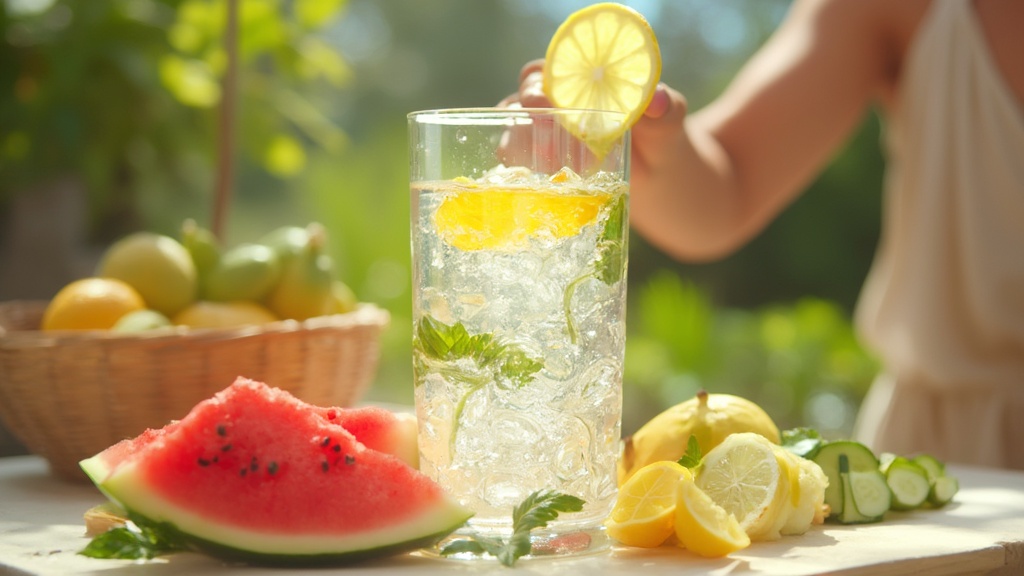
left=0, top=0, right=884, bottom=444
left=624, top=271, right=878, bottom=437
left=0, top=0, right=350, bottom=239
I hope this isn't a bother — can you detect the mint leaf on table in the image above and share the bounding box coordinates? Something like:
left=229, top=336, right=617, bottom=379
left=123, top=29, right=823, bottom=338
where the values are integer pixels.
left=79, top=517, right=186, bottom=560
left=781, top=427, right=825, bottom=459
left=440, top=490, right=585, bottom=567
left=677, top=435, right=703, bottom=470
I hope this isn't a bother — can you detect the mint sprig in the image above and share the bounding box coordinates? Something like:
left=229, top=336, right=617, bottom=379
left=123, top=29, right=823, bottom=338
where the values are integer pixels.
left=563, top=194, right=626, bottom=343
left=440, top=490, right=585, bottom=567
left=413, top=315, right=543, bottom=449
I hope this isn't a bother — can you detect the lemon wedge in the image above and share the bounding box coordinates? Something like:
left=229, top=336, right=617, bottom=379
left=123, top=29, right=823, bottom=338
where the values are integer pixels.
left=605, top=460, right=692, bottom=548
left=543, top=2, right=662, bottom=156
left=675, top=477, right=751, bottom=558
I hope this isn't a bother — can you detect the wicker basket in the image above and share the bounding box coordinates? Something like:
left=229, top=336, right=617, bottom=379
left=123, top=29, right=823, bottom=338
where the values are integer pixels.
left=0, top=299, right=390, bottom=483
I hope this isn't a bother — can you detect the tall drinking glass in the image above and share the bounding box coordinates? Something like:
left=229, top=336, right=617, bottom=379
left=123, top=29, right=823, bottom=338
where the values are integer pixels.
left=408, top=108, right=629, bottom=559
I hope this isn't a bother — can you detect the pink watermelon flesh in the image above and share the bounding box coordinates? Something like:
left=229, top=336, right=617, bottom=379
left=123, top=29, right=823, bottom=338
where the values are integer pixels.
left=80, top=377, right=471, bottom=564
left=315, top=405, right=419, bottom=469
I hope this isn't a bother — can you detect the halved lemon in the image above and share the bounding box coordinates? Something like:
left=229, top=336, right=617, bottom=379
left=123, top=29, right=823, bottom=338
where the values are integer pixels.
left=433, top=186, right=613, bottom=252
left=694, top=432, right=791, bottom=541
left=675, top=477, right=751, bottom=558
left=543, top=2, right=662, bottom=156
left=605, top=460, right=692, bottom=548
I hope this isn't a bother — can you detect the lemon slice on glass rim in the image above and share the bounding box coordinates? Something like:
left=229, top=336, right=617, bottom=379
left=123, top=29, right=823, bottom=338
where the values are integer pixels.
left=543, top=2, right=662, bottom=157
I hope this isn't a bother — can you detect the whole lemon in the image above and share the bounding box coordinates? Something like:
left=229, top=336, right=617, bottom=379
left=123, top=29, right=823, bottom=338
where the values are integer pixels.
left=97, top=232, right=197, bottom=317
left=618, top=390, right=780, bottom=485
left=173, top=301, right=279, bottom=329
left=204, top=243, right=281, bottom=303
left=42, top=278, right=146, bottom=331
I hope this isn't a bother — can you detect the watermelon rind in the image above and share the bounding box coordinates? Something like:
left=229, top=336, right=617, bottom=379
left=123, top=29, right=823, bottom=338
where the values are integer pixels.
left=82, top=457, right=473, bottom=565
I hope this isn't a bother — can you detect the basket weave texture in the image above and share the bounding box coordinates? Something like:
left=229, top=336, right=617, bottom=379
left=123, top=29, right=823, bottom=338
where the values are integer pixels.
left=0, top=300, right=390, bottom=483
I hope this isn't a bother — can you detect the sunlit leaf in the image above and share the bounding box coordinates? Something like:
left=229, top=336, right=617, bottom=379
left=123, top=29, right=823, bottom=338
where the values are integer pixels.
left=168, top=21, right=205, bottom=53
left=239, top=0, right=285, bottom=58
left=158, top=55, right=220, bottom=107
left=264, top=134, right=306, bottom=176
left=297, top=38, right=352, bottom=86
left=294, top=0, right=346, bottom=29
left=177, top=0, right=223, bottom=37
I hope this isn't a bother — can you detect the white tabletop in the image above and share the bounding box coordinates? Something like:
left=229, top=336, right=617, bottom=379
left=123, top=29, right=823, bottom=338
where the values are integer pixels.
left=1, top=455, right=1022, bottom=575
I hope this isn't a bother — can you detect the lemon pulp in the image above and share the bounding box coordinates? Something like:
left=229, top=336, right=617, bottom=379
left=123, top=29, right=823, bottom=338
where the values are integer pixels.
left=433, top=186, right=613, bottom=252
left=543, top=2, right=662, bottom=157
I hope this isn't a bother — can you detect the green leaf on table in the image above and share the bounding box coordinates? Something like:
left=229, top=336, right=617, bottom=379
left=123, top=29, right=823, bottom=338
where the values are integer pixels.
left=79, top=518, right=186, bottom=560
left=781, top=427, right=825, bottom=459
left=440, top=490, right=585, bottom=567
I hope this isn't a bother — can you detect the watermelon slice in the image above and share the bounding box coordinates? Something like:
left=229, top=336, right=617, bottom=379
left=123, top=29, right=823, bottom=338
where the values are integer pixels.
left=80, top=377, right=472, bottom=565
left=315, top=404, right=420, bottom=469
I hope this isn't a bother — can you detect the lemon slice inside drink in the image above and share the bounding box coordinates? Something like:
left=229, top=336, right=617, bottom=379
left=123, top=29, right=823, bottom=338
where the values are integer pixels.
left=675, top=477, right=752, bottom=557
left=543, top=2, right=662, bottom=156
left=605, top=460, right=692, bottom=548
left=434, top=184, right=613, bottom=252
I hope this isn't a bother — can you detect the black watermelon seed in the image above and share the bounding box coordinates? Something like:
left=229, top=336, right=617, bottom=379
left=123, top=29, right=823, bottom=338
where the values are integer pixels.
left=216, top=424, right=227, bottom=437
left=268, top=461, right=279, bottom=475
left=345, top=455, right=356, bottom=465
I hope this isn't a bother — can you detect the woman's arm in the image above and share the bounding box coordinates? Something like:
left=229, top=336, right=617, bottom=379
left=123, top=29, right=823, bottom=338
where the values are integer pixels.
left=628, top=0, right=894, bottom=261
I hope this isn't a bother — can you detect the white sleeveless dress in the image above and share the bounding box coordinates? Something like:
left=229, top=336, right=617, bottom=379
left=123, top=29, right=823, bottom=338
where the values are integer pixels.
left=853, top=0, right=1024, bottom=470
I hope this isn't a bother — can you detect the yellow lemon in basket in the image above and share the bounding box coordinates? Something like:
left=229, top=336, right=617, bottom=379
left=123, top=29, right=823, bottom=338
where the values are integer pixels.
left=97, top=232, right=197, bottom=317
left=42, top=278, right=146, bottom=331
left=173, top=301, right=278, bottom=329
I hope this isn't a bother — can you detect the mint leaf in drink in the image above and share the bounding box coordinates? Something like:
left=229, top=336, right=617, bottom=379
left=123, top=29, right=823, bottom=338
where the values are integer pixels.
left=594, top=194, right=626, bottom=286
left=413, top=315, right=543, bottom=386
left=413, top=315, right=544, bottom=449
left=440, top=490, right=585, bottom=567
left=563, top=194, right=626, bottom=343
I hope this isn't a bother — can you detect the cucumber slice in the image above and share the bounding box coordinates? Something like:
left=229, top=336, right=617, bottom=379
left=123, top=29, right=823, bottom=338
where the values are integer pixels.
left=928, top=475, right=959, bottom=507
left=911, top=454, right=945, bottom=482
left=838, top=455, right=889, bottom=523
left=881, top=456, right=930, bottom=510
left=812, top=440, right=881, bottom=517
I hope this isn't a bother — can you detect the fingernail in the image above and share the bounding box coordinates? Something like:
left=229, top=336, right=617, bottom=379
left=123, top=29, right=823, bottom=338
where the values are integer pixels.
left=645, top=83, right=669, bottom=118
